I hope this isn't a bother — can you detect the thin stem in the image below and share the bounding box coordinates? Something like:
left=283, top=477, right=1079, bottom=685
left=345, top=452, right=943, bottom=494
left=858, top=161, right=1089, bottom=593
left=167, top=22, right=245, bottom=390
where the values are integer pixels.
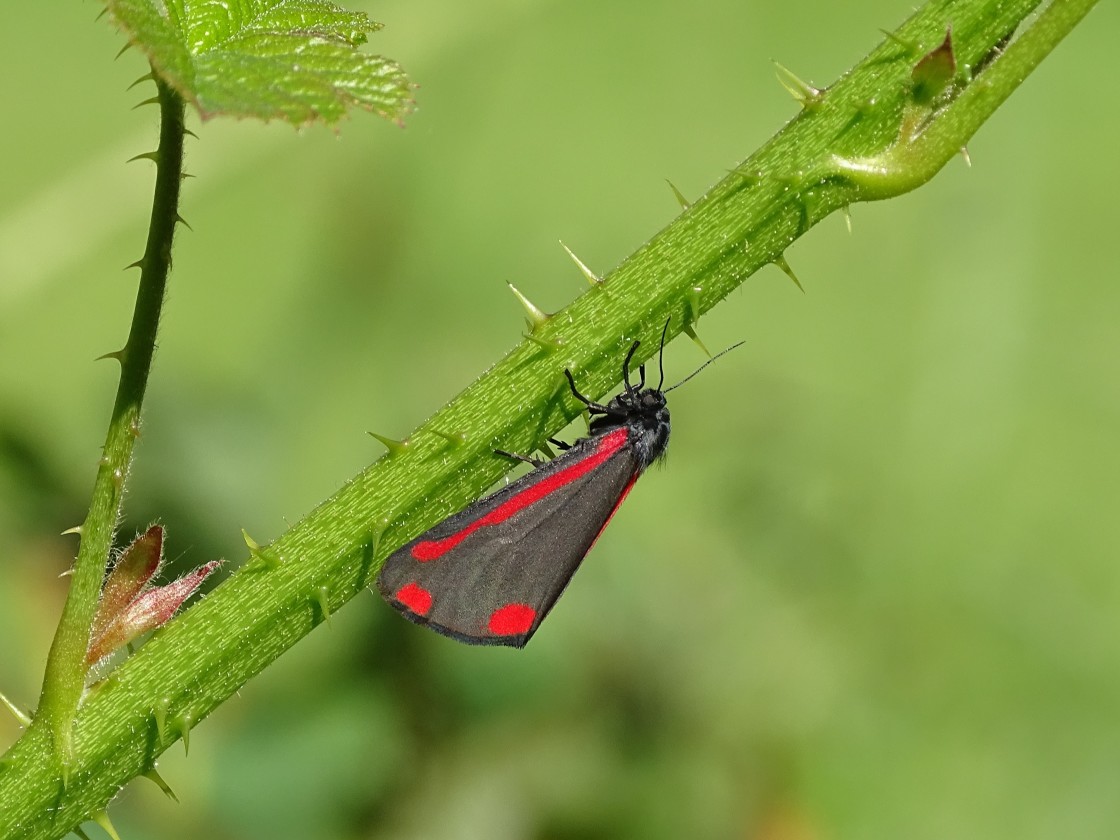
left=32, top=75, right=185, bottom=783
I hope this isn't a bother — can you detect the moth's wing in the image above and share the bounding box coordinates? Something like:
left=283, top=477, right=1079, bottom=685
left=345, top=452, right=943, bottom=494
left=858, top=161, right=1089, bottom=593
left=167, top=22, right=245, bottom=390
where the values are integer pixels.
left=377, top=427, right=642, bottom=647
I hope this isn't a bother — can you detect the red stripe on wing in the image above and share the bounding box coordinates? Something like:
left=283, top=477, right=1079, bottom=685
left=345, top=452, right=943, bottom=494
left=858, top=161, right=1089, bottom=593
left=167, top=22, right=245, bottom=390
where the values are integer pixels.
left=411, top=427, right=631, bottom=562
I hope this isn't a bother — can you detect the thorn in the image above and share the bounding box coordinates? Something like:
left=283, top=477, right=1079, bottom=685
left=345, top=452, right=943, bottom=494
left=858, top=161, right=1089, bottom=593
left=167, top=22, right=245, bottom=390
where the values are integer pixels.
left=61, top=524, right=83, bottom=536
left=180, top=172, right=195, bottom=181
left=367, top=432, right=411, bottom=458
left=687, top=286, right=702, bottom=323
left=775, top=170, right=808, bottom=190
left=665, top=179, right=691, bottom=209
left=0, top=690, right=32, bottom=727
left=84, top=674, right=119, bottom=701
left=124, top=258, right=144, bottom=271
left=175, top=213, right=192, bottom=231
left=523, top=332, right=564, bottom=351
left=507, top=282, right=550, bottom=330
left=727, top=168, right=763, bottom=186
left=115, top=41, right=134, bottom=60
left=314, top=586, right=332, bottom=625
left=559, top=241, right=602, bottom=287
left=772, top=255, right=804, bottom=293
left=369, top=518, right=388, bottom=561
left=142, top=767, right=179, bottom=802
left=127, top=72, right=154, bottom=91
left=879, top=28, right=920, bottom=55
left=773, top=62, right=823, bottom=109
left=58, top=568, right=74, bottom=578
left=127, top=151, right=159, bottom=164
left=959, top=146, right=972, bottom=167
left=74, top=827, right=93, bottom=840
left=795, top=190, right=813, bottom=236
left=176, top=712, right=193, bottom=756
left=154, top=698, right=170, bottom=745
left=842, top=205, right=853, bottom=234
left=131, top=96, right=159, bottom=110
left=241, top=530, right=262, bottom=553
left=91, top=811, right=122, bottom=840
left=682, top=324, right=711, bottom=357
left=96, top=349, right=126, bottom=363
left=242, top=529, right=281, bottom=569
left=429, top=428, right=467, bottom=448
left=95, top=5, right=108, bottom=21
left=183, top=128, right=199, bottom=140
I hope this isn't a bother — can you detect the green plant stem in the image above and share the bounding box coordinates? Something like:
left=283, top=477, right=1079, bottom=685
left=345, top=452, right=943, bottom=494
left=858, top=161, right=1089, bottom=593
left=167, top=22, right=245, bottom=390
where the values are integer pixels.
left=31, top=76, right=185, bottom=783
left=0, top=0, right=1096, bottom=836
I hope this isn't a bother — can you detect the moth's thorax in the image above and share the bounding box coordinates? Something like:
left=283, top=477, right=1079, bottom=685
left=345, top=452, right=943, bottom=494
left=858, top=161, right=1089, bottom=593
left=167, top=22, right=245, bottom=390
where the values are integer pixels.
left=591, top=388, right=671, bottom=467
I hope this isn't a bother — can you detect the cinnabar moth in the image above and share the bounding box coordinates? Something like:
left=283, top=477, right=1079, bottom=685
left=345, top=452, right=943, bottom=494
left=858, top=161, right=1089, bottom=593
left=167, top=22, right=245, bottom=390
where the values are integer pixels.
left=376, top=323, right=739, bottom=647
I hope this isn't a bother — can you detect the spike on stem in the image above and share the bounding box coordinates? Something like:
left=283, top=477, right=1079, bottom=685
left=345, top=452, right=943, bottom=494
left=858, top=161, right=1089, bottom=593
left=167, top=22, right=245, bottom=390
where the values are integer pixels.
left=879, top=28, right=920, bottom=56
left=429, top=428, right=467, bottom=448
left=665, top=179, right=691, bottom=209
left=142, top=767, right=179, bottom=802
left=154, top=698, right=170, bottom=745
left=773, top=62, right=824, bottom=109
left=242, top=530, right=281, bottom=569
left=772, top=255, right=805, bottom=293
left=523, top=332, right=564, bottom=351
left=682, top=325, right=711, bottom=358
left=176, top=712, right=193, bottom=756
left=507, top=282, right=550, bottom=330
left=559, top=241, right=602, bottom=287
left=369, top=518, right=389, bottom=562
left=127, top=72, right=155, bottom=90
left=314, top=586, right=332, bottom=625
left=367, top=432, right=411, bottom=458
left=91, top=810, right=122, bottom=840
left=687, top=286, right=703, bottom=322
left=0, top=690, right=32, bottom=727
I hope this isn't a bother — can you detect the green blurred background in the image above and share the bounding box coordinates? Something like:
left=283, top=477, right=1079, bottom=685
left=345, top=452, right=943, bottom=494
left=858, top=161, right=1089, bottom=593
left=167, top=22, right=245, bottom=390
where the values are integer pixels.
left=2, top=1, right=1118, bottom=837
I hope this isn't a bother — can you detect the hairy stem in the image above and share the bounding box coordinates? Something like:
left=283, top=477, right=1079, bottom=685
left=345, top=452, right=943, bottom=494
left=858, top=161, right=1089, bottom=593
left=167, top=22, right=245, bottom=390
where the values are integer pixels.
left=31, top=76, right=185, bottom=783
left=0, top=0, right=1097, bottom=836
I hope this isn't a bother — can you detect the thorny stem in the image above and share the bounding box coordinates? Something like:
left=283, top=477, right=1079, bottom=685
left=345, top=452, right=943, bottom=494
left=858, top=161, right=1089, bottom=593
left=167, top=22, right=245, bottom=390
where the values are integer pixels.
left=32, top=74, right=185, bottom=784
left=0, top=0, right=1099, bottom=837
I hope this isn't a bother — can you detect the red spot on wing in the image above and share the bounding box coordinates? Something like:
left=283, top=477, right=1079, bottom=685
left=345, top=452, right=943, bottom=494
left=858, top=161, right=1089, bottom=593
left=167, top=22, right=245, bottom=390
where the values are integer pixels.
left=488, top=603, right=537, bottom=635
left=411, top=427, right=631, bottom=562
left=394, top=582, right=433, bottom=616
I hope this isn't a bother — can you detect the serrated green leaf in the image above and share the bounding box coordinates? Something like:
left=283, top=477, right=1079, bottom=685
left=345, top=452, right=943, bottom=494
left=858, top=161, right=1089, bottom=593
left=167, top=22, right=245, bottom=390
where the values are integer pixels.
left=104, top=0, right=413, bottom=125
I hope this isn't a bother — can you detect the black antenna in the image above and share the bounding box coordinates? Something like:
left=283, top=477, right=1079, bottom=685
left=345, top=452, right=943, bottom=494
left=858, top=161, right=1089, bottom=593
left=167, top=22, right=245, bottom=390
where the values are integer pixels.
left=656, top=317, right=671, bottom=391
left=664, top=341, right=745, bottom=393
left=621, top=340, right=641, bottom=397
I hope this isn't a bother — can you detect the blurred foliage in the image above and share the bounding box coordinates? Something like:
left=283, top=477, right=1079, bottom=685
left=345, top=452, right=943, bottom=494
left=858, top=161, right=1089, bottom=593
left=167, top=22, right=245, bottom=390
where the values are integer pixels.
left=1, top=0, right=1117, bottom=838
